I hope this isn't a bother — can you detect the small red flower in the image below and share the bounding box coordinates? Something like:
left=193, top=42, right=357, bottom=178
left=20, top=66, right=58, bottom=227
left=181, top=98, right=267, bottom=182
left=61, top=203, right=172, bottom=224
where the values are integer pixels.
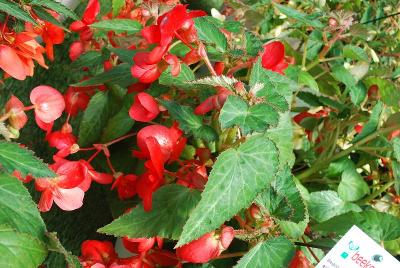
left=30, top=85, right=65, bottom=123
left=5, top=95, right=27, bottom=130
left=80, top=240, right=118, bottom=266
left=35, top=177, right=85, bottom=212
left=261, top=41, right=289, bottom=74
left=176, top=226, right=234, bottom=263
left=129, top=92, right=160, bottom=122
left=64, top=87, right=91, bottom=116
left=69, top=41, right=85, bottom=61
left=122, top=236, right=163, bottom=254
left=194, top=87, right=231, bottom=115
left=46, top=123, right=79, bottom=158
left=136, top=171, right=163, bottom=211
left=111, top=173, right=138, bottom=199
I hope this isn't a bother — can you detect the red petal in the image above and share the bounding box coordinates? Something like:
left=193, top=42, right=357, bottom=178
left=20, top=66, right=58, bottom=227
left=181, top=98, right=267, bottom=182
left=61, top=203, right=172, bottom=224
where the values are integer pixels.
left=82, top=0, right=100, bottom=25
left=129, top=93, right=160, bottom=122
left=6, top=95, right=27, bottom=130
left=261, top=41, right=285, bottom=70
left=69, top=41, right=84, bottom=61
left=53, top=187, right=84, bottom=211
left=38, top=189, right=54, bottom=212
left=89, top=170, right=113, bottom=184
left=0, top=45, right=27, bottom=80
left=219, top=226, right=234, bottom=249
left=176, top=232, right=220, bottom=263
left=35, top=115, right=53, bottom=134
left=30, top=85, right=65, bottom=123
left=141, top=25, right=161, bottom=44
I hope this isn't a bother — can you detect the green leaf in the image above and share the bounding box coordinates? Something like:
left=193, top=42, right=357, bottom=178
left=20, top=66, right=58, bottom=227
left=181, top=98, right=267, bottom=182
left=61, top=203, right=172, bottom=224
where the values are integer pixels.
left=46, top=232, right=83, bottom=268
left=0, top=141, right=55, bottom=178
left=250, top=59, right=296, bottom=106
left=220, top=96, right=279, bottom=135
left=101, top=95, right=134, bottom=143
left=314, top=211, right=400, bottom=241
left=31, top=0, right=79, bottom=20
left=265, top=113, right=295, bottom=168
left=186, top=75, right=239, bottom=92
left=112, top=0, right=125, bottom=17
left=337, top=167, right=369, bottom=202
left=159, top=64, right=195, bottom=89
left=0, top=173, right=47, bottom=239
left=0, top=225, right=47, bottom=268
left=298, top=70, right=319, bottom=91
left=90, top=19, right=142, bottom=34
left=78, top=91, right=109, bottom=146
left=391, top=161, right=400, bottom=195
left=194, top=17, right=228, bottom=52
left=72, top=51, right=104, bottom=69
left=393, top=138, right=400, bottom=162
left=349, top=82, right=367, bottom=106
left=108, top=48, right=136, bottom=64
left=256, top=168, right=306, bottom=223
left=308, top=190, right=361, bottom=222
left=0, top=0, right=36, bottom=24
left=274, top=3, right=324, bottom=29
left=331, top=65, right=356, bottom=87
left=343, top=45, right=369, bottom=62
left=31, top=6, right=66, bottom=30
left=160, top=100, right=218, bottom=142
left=235, top=236, right=295, bottom=268
left=72, top=63, right=136, bottom=87
left=364, top=77, right=400, bottom=108
left=99, top=185, right=200, bottom=239
left=177, top=136, right=279, bottom=246
left=352, top=101, right=383, bottom=143
left=245, top=32, right=263, bottom=56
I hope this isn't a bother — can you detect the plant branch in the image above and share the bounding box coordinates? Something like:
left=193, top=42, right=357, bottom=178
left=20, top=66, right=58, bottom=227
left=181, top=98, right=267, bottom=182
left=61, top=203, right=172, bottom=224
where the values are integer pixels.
left=296, top=125, right=399, bottom=182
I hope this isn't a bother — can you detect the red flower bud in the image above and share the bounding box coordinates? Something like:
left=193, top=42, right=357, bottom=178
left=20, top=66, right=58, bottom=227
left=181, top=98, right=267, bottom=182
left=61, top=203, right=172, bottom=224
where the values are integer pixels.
left=261, top=41, right=288, bottom=75
left=5, top=95, right=27, bottom=130
left=176, top=226, right=234, bottom=263
left=129, top=92, right=160, bottom=122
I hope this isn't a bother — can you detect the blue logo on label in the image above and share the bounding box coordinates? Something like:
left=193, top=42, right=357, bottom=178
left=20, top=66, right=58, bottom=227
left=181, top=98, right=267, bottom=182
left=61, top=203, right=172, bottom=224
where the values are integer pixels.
left=348, top=241, right=360, bottom=251
left=341, top=252, right=349, bottom=259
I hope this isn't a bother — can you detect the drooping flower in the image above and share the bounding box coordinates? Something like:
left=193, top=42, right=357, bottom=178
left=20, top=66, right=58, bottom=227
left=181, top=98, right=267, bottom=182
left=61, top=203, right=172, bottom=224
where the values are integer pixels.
left=111, top=173, right=138, bottom=200
left=176, top=226, right=234, bottom=263
left=47, top=123, right=79, bottom=157
left=129, top=92, right=160, bottom=122
left=5, top=95, right=27, bottom=130
left=64, top=86, right=91, bottom=116
left=261, top=41, right=289, bottom=74
left=80, top=240, right=118, bottom=267
left=30, top=85, right=65, bottom=123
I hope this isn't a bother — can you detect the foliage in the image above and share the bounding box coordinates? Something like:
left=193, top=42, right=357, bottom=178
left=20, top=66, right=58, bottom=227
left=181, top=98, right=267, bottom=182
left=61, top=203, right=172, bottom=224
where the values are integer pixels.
left=0, top=0, right=400, bottom=267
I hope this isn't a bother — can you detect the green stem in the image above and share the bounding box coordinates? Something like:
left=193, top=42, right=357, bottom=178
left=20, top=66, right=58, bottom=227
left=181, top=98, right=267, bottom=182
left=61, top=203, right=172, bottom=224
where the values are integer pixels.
left=296, top=126, right=398, bottom=182
left=356, top=181, right=395, bottom=205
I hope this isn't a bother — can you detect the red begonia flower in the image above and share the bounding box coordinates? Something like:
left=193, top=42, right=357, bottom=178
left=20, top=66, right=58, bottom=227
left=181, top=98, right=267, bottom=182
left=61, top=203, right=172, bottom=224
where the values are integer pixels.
left=64, top=86, right=91, bottom=116
left=30, top=85, right=65, bottom=123
left=111, top=174, right=138, bottom=199
left=5, top=95, right=27, bottom=130
left=122, top=236, right=163, bottom=254
left=80, top=240, right=118, bottom=266
left=136, top=171, right=163, bottom=211
left=35, top=176, right=85, bottom=212
left=194, top=87, right=231, bottom=115
left=289, top=250, right=313, bottom=268
left=129, top=92, right=160, bottom=122
left=131, top=52, right=162, bottom=83
left=176, top=162, right=208, bottom=190
left=47, top=123, right=78, bottom=157
left=35, top=115, right=54, bottom=134
left=69, top=41, right=85, bottom=61
left=176, top=226, right=234, bottom=263
left=261, top=41, right=288, bottom=74
left=0, top=45, right=27, bottom=80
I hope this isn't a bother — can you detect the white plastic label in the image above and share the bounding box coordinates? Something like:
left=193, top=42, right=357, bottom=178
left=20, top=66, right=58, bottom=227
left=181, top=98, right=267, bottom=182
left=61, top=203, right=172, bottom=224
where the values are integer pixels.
left=316, top=225, right=400, bottom=268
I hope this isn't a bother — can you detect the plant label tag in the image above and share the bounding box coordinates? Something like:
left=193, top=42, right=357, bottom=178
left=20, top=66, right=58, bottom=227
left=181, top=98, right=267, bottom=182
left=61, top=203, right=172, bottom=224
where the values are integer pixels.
left=316, top=225, right=400, bottom=268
